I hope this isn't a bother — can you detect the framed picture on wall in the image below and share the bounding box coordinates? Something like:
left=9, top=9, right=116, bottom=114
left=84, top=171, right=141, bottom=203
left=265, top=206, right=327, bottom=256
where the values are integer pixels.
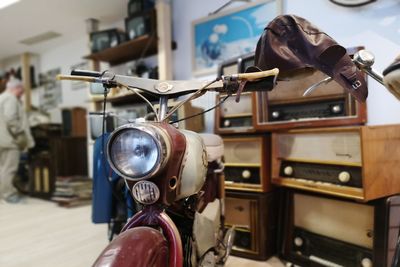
left=191, top=0, right=283, bottom=76
left=39, top=68, right=62, bottom=110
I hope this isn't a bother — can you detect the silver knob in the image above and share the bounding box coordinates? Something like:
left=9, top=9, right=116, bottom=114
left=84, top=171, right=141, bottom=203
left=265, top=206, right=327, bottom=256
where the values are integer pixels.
left=331, top=105, right=342, bottom=114
left=242, top=170, right=251, bottom=179
left=338, top=171, right=351, bottom=183
left=223, top=120, right=231, bottom=127
left=361, top=257, right=372, bottom=267
left=353, top=50, right=384, bottom=85
left=272, top=111, right=280, bottom=119
left=294, top=237, right=303, bottom=247
left=284, top=166, right=294, bottom=176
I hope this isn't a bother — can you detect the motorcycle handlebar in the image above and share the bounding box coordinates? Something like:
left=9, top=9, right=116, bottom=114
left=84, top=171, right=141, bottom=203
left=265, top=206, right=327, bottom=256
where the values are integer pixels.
left=56, top=68, right=279, bottom=97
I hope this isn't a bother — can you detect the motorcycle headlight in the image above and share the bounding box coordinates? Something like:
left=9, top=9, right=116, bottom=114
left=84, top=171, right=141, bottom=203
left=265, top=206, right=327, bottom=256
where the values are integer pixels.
left=107, top=124, right=170, bottom=180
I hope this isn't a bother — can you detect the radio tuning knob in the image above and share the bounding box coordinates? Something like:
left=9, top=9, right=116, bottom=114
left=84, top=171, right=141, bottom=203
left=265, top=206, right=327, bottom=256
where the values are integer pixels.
left=338, top=171, right=351, bottom=183
left=242, top=170, right=251, bottom=179
left=271, top=111, right=280, bottom=119
left=223, top=120, right=231, bottom=127
left=361, top=258, right=372, bottom=267
left=284, top=166, right=294, bottom=176
left=331, top=105, right=342, bottom=114
left=294, top=237, right=303, bottom=247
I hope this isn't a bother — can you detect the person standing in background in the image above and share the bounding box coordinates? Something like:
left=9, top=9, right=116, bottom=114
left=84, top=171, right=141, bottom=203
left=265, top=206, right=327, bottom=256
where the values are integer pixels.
left=0, top=76, right=34, bottom=203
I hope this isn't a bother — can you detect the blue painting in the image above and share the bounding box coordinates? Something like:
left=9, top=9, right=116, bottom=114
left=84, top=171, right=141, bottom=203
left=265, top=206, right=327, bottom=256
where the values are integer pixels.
left=192, top=0, right=281, bottom=75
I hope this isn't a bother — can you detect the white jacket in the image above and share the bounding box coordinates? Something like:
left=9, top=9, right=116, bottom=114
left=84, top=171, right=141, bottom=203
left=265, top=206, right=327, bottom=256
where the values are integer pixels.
left=0, top=91, right=34, bottom=150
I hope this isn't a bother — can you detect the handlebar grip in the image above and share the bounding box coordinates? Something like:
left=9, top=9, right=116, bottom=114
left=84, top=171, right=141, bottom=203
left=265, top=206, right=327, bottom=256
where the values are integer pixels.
left=71, top=69, right=102, bottom=77
left=56, top=74, right=97, bottom=83
left=237, top=68, right=279, bottom=81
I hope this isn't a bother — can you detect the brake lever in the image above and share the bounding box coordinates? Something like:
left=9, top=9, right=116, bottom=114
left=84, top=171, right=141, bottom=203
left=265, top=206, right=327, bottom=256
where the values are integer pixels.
left=302, top=76, right=333, bottom=96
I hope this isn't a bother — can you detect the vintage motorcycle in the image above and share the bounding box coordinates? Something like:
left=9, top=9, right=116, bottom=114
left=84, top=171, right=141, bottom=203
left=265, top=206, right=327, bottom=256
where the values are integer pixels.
left=58, top=67, right=279, bottom=267
left=57, top=12, right=400, bottom=266
left=57, top=49, right=400, bottom=267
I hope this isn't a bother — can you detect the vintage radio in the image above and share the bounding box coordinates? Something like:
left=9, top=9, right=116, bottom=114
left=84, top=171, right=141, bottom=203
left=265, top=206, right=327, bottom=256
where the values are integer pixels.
left=280, top=191, right=400, bottom=267
left=215, top=52, right=257, bottom=134
left=127, top=0, right=155, bottom=16
left=254, top=48, right=367, bottom=131
left=90, top=29, right=126, bottom=53
left=271, top=124, right=400, bottom=201
left=125, top=9, right=156, bottom=40
left=223, top=136, right=271, bottom=192
left=225, top=190, right=278, bottom=260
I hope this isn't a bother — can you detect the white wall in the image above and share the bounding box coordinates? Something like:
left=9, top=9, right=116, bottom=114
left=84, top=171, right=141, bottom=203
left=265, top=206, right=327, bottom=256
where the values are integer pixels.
left=172, top=0, right=400, bottom=130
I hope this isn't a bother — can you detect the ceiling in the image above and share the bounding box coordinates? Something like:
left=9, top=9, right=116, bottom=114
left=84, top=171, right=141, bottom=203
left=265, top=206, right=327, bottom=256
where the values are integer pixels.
left=0, top=0, right=127, bottom=60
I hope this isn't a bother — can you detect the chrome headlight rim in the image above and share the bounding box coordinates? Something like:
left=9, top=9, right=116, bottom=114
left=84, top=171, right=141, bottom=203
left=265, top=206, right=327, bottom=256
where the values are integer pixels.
left=106, top=123, right=170, bottom=181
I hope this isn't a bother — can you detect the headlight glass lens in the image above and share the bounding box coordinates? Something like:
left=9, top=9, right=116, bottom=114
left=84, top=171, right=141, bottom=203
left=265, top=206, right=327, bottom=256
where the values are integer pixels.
left=109, top=128, right=160, bottom=179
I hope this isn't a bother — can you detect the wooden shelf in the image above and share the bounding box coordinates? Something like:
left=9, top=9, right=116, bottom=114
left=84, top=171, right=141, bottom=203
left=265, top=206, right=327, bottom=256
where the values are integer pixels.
left=84, top=35, right=176, bottom=66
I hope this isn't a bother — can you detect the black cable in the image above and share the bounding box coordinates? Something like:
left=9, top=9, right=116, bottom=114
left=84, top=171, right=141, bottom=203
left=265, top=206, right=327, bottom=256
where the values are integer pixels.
left=169, top=94, right=231, bottom=124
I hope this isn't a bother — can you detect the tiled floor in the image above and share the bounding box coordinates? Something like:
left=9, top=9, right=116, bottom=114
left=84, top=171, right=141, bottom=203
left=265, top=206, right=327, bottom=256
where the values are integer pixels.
left=0, top=197, right=284, bottom=267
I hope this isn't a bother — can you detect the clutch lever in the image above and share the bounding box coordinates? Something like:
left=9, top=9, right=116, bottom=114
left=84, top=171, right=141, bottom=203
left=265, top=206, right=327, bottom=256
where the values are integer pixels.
left=302, top=76, right=333, bottom=96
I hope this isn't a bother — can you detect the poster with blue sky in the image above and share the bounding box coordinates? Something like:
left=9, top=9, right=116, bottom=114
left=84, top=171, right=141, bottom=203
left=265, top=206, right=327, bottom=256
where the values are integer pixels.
left=192, top=0, right=281, bottom=75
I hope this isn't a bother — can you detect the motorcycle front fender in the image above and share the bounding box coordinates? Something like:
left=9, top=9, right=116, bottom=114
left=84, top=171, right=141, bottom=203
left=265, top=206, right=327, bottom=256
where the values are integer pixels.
left=92, top=226, right=168, bottom=267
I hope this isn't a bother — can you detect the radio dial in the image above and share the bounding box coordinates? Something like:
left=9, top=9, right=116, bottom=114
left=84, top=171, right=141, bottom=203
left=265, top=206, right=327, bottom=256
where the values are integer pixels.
left=223, top=120, right=231, bottom=127
left=242, top=170, right=251, bottom=179
left=294, top=237, right=303, bottom=247
left=284, top=166, right=294, bottom=176
left=338, top=171, right=351, bottom=183
left=272, top=111, right=280, bottom=119
left=361, top=258, right=372, bottom=267
left=331, top=105, right=342, bottom=114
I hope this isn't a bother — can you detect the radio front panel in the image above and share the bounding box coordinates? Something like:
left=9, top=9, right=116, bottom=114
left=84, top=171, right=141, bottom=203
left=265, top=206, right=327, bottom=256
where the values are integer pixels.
left=215, top=92, right=256, bottom=134
left=271, top=125, right=400, bottom=201
left=275, top=131, right=361, bottom=165
left=220, top=93, right=253, bottom=118
left=215, top=52, right=257, bottom=134
left=280, top=191, right=400, bottom=267
left=294, top=193, right=374, bottom=249
left=255, top=51, right=367, bottom=131
left=223, top=136, right=271, bottom=192
left=225, top=190, right=277, bottom=260
left=223, top=138, right=262, bottom=164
